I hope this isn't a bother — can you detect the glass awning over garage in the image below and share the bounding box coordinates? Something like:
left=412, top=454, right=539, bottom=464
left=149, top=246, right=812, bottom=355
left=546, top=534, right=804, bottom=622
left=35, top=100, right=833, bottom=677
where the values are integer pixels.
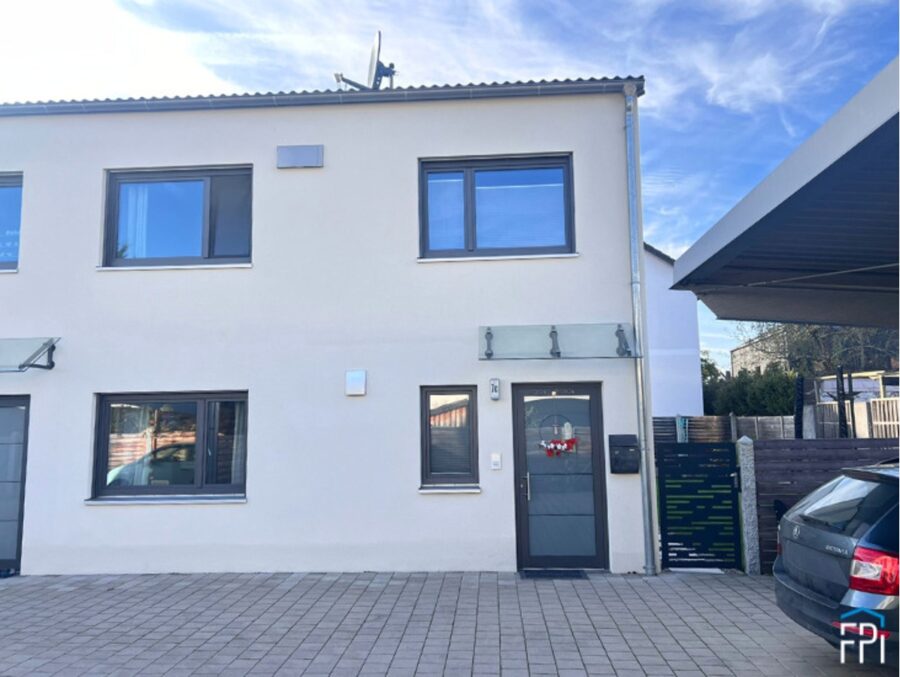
left=0, top=338, right=59, bottom=373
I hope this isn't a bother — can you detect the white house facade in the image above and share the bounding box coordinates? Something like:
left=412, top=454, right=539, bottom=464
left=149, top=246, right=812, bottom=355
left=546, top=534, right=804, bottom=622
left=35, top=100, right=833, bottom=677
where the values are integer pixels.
left=0, top=78, right=663, bottom=576
left=643, top=244, right=704, bottom=418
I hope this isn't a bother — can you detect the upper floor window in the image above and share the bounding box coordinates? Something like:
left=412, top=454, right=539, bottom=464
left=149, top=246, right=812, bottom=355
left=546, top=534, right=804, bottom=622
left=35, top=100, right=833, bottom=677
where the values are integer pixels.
left=104, top=166, right=251, bottom=266
left=0, top=174, right=23, bottom=270
left=419, top=155, right=573, bottom=258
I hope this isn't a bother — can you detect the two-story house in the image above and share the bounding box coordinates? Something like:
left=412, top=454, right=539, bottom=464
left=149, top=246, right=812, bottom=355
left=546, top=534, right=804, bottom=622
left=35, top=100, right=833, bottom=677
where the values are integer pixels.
left=0, top=76, right=669, bottom=576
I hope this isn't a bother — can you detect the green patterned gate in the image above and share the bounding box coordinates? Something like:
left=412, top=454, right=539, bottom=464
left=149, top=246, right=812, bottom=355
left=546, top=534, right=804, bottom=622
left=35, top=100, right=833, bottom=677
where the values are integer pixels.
left=656, top=442, right=742, bottom=569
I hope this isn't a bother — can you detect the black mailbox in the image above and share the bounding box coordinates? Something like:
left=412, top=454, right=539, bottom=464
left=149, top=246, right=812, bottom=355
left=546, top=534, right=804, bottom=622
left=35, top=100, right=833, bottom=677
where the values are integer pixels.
left=609, top=434, right=640, bottom=474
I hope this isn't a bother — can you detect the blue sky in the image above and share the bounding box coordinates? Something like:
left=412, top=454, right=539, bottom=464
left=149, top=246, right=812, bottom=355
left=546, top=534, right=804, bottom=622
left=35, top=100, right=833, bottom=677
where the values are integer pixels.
left=1, top=0, right=896, bottom=366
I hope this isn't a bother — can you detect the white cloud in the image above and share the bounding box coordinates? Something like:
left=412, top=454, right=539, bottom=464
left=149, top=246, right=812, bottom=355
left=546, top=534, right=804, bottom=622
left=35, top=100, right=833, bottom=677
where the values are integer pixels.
left=0, top=0, right=888, bottom=122
left=0, top=0, right=236, bottom=103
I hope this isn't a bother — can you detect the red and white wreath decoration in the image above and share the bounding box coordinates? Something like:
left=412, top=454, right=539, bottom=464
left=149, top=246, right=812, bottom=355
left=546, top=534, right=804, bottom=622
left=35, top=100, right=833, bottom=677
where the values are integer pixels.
left=540, top=438, right=578, bottom=457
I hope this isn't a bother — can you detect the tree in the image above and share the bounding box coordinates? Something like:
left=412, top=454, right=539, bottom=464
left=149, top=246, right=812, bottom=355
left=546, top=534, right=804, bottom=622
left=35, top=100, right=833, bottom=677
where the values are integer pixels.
left=701, top=355, right=795, bottom=416
left=700, top=351, right=724, bottom=415
left=735, top=323, right=898, bottom=378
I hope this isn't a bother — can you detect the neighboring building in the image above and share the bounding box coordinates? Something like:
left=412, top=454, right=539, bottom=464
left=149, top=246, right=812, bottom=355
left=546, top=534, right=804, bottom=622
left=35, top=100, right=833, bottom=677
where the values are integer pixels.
left=643, top=243, right=703, bottom=417
left=730, top=330, right=789, bottom=375
left=0, top=76, right=665, bottom=576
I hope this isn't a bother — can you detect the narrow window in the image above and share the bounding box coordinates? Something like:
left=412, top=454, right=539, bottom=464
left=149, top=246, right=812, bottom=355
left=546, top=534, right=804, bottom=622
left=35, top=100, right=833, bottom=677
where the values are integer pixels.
left=105, top=167, right=251, bottom=266
left=94, top=392, right=248, bottom=497
left=420, top=155, right=573, bottom=258
left=420, top=386, right=478, bottom=486
left=0, top=174, right=23, bottom=269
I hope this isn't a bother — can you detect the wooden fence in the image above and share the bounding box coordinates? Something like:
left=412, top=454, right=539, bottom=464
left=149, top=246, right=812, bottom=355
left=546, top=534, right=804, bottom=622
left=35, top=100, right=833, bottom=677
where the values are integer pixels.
left=815, top=402, right=855, bottom=438
left=753, top=438, right=899, bottom=573
left=870, top=397, right=900, bottom=439
left=653, top=415, right=795, bottom=443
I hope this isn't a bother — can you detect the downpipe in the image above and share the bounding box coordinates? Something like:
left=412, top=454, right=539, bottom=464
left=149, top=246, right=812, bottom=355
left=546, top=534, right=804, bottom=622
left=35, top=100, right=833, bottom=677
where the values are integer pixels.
left=623, top=83, right=658, bottom=576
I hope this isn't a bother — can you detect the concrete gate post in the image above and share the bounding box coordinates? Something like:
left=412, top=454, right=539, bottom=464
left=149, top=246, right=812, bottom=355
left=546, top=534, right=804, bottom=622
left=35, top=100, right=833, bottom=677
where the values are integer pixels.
left=737, top=435, right=761, bottom=574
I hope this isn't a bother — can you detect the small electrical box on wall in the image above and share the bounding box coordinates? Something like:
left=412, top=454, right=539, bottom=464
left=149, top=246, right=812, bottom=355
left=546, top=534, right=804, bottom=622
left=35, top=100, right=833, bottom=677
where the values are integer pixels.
left=609, top=434, right=640, bottom=474
left=345, top=370, right=367, bottom=396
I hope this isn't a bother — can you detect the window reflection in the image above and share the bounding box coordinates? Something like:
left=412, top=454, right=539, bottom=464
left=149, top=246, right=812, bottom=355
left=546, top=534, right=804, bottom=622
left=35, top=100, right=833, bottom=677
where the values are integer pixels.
left=427, top=392, right=473, bottom=476
left=117, top=181, right=205, bottom=259
left=0, top=182, right=22, bottom=266
left=427, top=172, right=465, bottom=250
left=475, top=168, right=565, bottom=249
left=106, top=401, right=197, bottom=487
left=206, top=400, right=248, bottom=485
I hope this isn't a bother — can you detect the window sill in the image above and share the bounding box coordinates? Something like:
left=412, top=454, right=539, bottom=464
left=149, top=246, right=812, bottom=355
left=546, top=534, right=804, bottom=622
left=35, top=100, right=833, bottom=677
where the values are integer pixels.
left=96, top=263, right=252, bottom=272
left=85, top=495, right=246, bottom=506
left=0, top=268, right=18, bottom=274
left=418, top=485, right=481, bottom=495
left=417, top=253, right=579, bottom=263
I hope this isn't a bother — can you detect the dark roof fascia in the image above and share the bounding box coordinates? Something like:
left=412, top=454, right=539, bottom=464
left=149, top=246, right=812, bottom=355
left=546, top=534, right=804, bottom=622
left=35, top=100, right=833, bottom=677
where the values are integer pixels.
left=0, top=77, right=645, bottom=118
left=642, top=242, right=675, bottom=265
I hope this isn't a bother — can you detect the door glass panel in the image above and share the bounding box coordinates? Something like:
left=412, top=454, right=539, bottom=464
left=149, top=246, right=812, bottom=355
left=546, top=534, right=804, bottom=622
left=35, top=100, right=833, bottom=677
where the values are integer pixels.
left=523, top=391, right=596, bottom=558
left=0, top=402, right=26, bottom=565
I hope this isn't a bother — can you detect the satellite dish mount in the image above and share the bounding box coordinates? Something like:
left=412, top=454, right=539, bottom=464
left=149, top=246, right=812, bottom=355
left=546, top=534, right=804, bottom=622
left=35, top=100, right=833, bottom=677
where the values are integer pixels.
left=334, top=31, right=396, bottom=91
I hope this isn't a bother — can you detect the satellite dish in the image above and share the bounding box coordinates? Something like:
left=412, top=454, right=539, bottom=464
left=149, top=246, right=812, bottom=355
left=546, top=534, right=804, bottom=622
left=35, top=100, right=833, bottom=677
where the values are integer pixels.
left=367, top=31, right=382, bottom=89
left=334, top=30, right=396, bottom=91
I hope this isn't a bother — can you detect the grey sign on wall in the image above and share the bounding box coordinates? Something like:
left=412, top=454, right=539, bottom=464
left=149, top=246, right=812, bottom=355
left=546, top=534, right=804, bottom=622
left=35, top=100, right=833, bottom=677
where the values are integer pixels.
left=276, top=145, right=324, bottom=168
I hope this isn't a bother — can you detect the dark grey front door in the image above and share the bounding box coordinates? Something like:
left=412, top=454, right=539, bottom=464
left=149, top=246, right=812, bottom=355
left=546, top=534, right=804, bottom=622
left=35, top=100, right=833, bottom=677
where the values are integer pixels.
left=0, top=397, right=28, bottom=574
left=513, top=384, right=607, bottom=569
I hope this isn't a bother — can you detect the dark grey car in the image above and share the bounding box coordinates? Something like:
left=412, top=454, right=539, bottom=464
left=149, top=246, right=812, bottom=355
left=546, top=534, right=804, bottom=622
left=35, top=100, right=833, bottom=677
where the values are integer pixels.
left=774, top=463, right=898, bottom=667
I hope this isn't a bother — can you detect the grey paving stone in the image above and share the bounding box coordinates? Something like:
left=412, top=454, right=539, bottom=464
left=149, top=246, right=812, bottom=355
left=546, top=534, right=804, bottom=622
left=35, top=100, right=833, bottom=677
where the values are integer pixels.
left=0, top=571, right=894, bottom=676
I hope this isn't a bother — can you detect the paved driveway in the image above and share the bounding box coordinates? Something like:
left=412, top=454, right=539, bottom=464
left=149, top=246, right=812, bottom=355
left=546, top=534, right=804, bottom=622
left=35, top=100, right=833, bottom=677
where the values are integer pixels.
left=0, top=571, right=891, bottom=676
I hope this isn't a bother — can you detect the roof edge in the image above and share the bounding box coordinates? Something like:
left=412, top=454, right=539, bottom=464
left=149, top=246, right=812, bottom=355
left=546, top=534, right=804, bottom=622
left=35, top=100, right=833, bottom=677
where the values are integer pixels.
left=673, top=56, right=898, bottom=286
left=642, top=242, right=676, bottom=265
left=0, top=77, right=645, bottom=118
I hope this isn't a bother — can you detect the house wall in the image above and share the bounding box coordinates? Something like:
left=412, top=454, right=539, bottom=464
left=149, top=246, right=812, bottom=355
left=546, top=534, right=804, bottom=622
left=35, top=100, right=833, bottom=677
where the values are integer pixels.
left=730, top=332, right=788, bottom=375
left=0, top=93, right=649, bottom=574
left=644, top=251, right=703, bottom=417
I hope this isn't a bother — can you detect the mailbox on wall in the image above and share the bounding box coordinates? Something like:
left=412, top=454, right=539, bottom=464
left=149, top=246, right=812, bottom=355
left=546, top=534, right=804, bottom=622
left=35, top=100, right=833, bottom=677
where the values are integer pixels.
left=609, top=434, right=640, bottom=473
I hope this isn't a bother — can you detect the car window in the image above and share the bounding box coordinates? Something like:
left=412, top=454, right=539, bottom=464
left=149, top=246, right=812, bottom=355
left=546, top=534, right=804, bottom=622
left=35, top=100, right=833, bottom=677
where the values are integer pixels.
left=863, top=505, right=898, bottom=553
left=792, top=475, right=898, bottom=538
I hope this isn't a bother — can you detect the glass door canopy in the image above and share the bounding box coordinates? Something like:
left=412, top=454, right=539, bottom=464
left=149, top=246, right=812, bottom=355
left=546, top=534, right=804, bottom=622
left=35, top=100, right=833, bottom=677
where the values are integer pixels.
left=0, top=338, right=59, bottom=373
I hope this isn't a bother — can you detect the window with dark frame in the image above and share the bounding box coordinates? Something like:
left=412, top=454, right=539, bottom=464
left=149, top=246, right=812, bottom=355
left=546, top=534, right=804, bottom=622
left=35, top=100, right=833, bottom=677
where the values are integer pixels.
left=0, top=174, right=23, bottom=270
left=419, top=155, right=574, bottom=258
left=104, top=166, right=252, bottom=266
left=94, top=392, right=248, bottom=497
left=420, top=386, right=478, bottom=486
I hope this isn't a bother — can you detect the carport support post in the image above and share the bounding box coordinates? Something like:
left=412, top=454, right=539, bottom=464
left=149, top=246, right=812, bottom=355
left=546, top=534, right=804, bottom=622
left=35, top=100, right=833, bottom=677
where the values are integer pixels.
left=737, top=435, right=761, bottom=574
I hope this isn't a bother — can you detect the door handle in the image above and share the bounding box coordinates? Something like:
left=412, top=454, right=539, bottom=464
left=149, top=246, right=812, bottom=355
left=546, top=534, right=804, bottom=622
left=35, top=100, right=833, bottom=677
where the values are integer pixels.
left=523, top=472, right=531, bottom=502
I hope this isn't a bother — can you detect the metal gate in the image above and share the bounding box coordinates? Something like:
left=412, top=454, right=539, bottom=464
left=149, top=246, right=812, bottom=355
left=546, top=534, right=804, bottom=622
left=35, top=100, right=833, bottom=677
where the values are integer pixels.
left=656, top=442, right=742, bottom=570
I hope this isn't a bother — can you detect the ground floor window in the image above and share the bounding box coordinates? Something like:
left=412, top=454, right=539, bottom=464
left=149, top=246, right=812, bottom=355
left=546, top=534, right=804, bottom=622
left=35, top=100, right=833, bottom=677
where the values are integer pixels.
left=420, top=386, right=478, bottom=486
left=93, top=392, right=248, bottom=497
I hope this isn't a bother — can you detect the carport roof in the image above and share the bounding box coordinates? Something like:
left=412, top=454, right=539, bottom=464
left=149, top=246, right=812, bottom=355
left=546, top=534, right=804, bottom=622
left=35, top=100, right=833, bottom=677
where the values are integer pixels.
left=673, top=58, right=899, bottom=328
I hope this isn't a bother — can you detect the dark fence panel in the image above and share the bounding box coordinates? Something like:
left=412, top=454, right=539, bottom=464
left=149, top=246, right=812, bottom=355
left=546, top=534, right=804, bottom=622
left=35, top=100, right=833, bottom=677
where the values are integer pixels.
left=656, top=442, right=742, bottom=569
left=754, top=438, right=899, bottom=572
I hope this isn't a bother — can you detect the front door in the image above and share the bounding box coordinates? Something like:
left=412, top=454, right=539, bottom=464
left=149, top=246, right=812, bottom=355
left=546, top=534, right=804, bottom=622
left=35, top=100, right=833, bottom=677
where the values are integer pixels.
left=513, top=383, right=607, bottom=569
left=0, top=397, right=28, bottom=574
